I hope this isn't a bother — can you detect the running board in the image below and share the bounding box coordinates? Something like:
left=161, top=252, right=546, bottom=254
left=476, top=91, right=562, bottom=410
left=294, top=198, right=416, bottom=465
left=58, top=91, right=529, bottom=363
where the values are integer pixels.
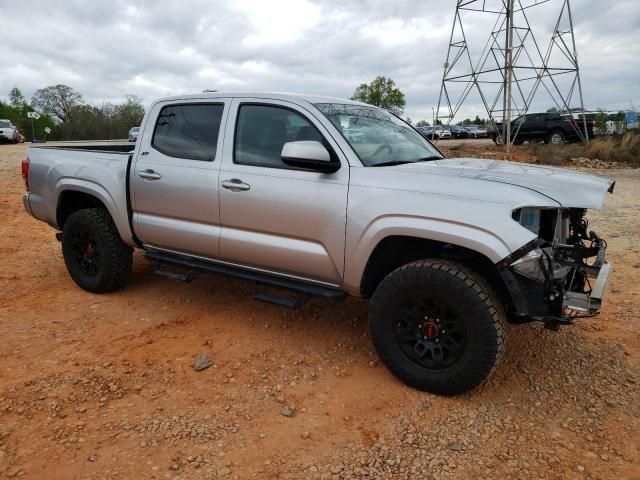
left=145, top=250, right=346, bottom=307
left=154, top=262, right=200, bottom=283
left=252, top=281, right=308, bottom=309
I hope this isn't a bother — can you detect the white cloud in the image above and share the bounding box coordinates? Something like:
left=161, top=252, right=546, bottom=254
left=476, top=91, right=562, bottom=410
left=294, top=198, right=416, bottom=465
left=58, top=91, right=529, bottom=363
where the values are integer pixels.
left=0, top=0, right=637, bottom=123
left=235, top=0, right=322, bottom=46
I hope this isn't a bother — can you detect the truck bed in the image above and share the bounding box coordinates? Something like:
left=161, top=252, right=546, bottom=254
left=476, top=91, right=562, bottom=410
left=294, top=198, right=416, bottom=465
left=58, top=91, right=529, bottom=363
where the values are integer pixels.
left=25, top=143, right=136, bottom=245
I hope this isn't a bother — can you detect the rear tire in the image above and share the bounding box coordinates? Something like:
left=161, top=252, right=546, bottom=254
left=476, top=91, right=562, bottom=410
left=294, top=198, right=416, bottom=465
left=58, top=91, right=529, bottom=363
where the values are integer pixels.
left=548, top=130, right=565, bottom=145
left=369, top=260, right=506, bottom=395
left=62, top=208, right=132, bottom=293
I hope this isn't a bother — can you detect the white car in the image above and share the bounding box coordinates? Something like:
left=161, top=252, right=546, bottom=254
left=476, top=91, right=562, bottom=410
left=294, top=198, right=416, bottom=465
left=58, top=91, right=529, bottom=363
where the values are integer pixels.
left=128, top=126, right=140, bottom=142
left=0, top=119, right=18, bottom=144
left=433, top=127, right=452, bottom=139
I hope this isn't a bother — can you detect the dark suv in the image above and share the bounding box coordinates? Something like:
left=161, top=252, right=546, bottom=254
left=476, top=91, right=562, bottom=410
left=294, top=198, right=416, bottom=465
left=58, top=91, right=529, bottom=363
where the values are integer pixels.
left=491, top=112, right=587, bottom=145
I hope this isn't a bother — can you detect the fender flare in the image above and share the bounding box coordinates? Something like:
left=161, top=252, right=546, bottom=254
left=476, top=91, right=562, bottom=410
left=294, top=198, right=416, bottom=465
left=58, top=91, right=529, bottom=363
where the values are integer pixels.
left=54, top=178, right=135, bottom=246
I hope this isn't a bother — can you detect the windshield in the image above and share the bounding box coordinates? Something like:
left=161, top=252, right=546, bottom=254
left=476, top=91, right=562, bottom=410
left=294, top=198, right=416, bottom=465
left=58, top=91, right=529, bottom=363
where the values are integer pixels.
left=314, top=103, right=443, bottom=166
left=0, top=120, right=11, bottom=128
left=131, top=127, right=139, bottom=133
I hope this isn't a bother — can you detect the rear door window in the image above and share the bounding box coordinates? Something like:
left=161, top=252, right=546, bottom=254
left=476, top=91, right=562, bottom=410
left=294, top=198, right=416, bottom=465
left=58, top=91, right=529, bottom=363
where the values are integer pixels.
left=152, top=104, right=224, bottom=161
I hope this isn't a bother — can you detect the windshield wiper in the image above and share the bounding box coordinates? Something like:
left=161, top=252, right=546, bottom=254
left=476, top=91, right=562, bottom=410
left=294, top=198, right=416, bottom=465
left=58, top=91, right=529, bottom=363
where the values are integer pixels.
left=370, top=156, right=442, bottom=167
left=370, top=160, right=414, bottom=167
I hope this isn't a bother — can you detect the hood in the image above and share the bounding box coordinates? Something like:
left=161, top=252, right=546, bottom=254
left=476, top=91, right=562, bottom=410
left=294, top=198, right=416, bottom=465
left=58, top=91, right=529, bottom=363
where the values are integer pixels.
left=400, top=158, right=615, bottom=209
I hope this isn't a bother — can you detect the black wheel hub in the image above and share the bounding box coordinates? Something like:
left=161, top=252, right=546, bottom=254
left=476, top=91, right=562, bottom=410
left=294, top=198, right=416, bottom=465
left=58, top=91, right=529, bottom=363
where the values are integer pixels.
left=71, top=229, right=100, bottom=276
left=393, top=297, right=467, bottom=370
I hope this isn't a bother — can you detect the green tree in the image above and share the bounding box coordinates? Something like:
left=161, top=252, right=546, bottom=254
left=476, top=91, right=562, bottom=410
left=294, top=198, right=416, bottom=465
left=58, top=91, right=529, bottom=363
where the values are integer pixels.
left=114, top=95, right=145, bottom=129
left=546, top=106, right=559, bottom=113
left=31, top=84, right=83, bottom=123
left=9, top=87, right=27, bottom=110
left=415, top=120, right=430, bottom=127
left=0, top=92, right=58, bottom=141
left=351, top=76, right=406, bottom=115
left=594, top=108, right=608, bottom=135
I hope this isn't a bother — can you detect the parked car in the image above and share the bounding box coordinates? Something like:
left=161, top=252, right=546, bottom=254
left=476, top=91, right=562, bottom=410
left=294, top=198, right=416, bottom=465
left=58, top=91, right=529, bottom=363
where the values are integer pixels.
left=432, top=127, right=452, bottom=139
left=491, top=112, right=585, bottom=144
left=464, top=125, right=488, bottom=138
left=449, top=126, right=470, bottom=139
left=415, top=126, right=436, bottom=139
left=22, top=91, right=613, bottom=396
left=128, top=126, right=140, bottom=142
left=0, top=119, right=18, bottom=144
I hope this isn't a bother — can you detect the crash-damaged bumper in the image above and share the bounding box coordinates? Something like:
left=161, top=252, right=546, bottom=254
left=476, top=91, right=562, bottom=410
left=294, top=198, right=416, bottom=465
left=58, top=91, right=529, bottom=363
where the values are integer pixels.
left=498, top=208, right=612, bottom=327
left=563, top=261, right=611, bottom=316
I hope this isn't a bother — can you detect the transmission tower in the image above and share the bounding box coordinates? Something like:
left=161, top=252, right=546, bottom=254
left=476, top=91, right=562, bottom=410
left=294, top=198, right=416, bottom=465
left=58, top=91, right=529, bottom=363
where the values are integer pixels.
left=435, top=0, right=589, bottom=158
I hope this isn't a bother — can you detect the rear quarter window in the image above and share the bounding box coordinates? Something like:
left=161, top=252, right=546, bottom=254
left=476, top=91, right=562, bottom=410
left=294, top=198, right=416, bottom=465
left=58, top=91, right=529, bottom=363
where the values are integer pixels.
left=152, top=104, right=224, bottom=161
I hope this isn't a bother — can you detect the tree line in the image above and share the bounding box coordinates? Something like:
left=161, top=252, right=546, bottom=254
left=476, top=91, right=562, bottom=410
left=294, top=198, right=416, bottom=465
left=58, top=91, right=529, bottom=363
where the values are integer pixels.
left=0, top=85, right=144, bottom=141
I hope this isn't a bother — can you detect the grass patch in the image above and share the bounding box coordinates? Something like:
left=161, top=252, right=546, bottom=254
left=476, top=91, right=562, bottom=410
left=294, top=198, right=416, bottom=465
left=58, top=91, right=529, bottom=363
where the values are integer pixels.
left=527, top=143, right=585, bottom=166
left=527, top=131, right=640, bottom=166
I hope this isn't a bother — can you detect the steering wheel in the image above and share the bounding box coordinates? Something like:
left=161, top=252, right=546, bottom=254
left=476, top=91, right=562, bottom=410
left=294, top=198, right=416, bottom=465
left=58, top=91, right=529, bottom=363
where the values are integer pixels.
left=372, top=144, right=393, bottom=156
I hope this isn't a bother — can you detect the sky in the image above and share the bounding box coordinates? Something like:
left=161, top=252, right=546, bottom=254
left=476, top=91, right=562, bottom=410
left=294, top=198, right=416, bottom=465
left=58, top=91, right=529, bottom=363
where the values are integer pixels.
left=0, top=0, right=638, bottom=123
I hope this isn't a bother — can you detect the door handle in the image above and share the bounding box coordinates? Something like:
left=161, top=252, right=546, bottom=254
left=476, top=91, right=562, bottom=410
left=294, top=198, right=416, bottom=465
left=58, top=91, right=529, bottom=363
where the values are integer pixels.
left=221, top=179, right=250, bottom=192
left=138, top=169, right=161, bottom=180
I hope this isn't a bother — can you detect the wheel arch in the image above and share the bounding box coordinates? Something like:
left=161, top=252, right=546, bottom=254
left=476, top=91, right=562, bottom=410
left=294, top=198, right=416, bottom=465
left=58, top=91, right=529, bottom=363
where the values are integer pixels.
left=356, top=234, right=515, bottom=314
left=55, top=182, right=134, bottom=246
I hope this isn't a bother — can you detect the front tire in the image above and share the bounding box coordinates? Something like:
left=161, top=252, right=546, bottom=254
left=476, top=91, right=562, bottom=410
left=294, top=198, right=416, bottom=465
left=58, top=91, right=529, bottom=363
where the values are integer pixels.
left=62, top=208, right=132, bottom=293
left=369, top=260, right=506, bottom=395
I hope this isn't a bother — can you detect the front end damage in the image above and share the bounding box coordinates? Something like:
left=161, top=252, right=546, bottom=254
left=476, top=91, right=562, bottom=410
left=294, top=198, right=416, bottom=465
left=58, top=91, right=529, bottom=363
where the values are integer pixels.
left=499, top=207, right=612, bottom=330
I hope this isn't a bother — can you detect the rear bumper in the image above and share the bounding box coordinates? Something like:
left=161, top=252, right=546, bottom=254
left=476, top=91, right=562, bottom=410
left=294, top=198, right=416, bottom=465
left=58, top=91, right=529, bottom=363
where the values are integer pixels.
left=23, top=193, right=33, bottom=216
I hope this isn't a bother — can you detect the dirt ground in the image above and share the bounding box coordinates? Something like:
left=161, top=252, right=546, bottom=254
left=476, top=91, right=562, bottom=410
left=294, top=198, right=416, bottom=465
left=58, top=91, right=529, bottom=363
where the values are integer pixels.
left=0, top=142, right=638, bottom=480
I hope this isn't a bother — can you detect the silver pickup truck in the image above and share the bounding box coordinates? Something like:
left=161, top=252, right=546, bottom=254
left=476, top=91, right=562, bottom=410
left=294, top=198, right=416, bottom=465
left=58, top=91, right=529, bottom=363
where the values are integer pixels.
left=22, top=92, right=614, bottom=395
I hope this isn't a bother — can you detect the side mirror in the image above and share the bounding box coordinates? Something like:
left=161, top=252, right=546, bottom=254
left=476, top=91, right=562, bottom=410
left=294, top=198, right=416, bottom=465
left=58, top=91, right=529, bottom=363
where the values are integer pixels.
left=281, top=141, right=339, bottom=173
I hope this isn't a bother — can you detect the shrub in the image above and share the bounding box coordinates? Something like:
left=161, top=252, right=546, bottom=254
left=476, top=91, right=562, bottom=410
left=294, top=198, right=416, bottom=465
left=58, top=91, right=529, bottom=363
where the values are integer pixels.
left=587, top=137, right=615, bottom=161
left=526, top=131, right=640, bottom=166
left=527, top=143, right=586, bottom=166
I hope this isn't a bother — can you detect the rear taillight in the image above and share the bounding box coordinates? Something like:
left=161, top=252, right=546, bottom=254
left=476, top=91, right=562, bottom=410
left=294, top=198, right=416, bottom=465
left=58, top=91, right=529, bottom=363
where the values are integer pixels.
left=21, top=157, right=30, bottom=192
